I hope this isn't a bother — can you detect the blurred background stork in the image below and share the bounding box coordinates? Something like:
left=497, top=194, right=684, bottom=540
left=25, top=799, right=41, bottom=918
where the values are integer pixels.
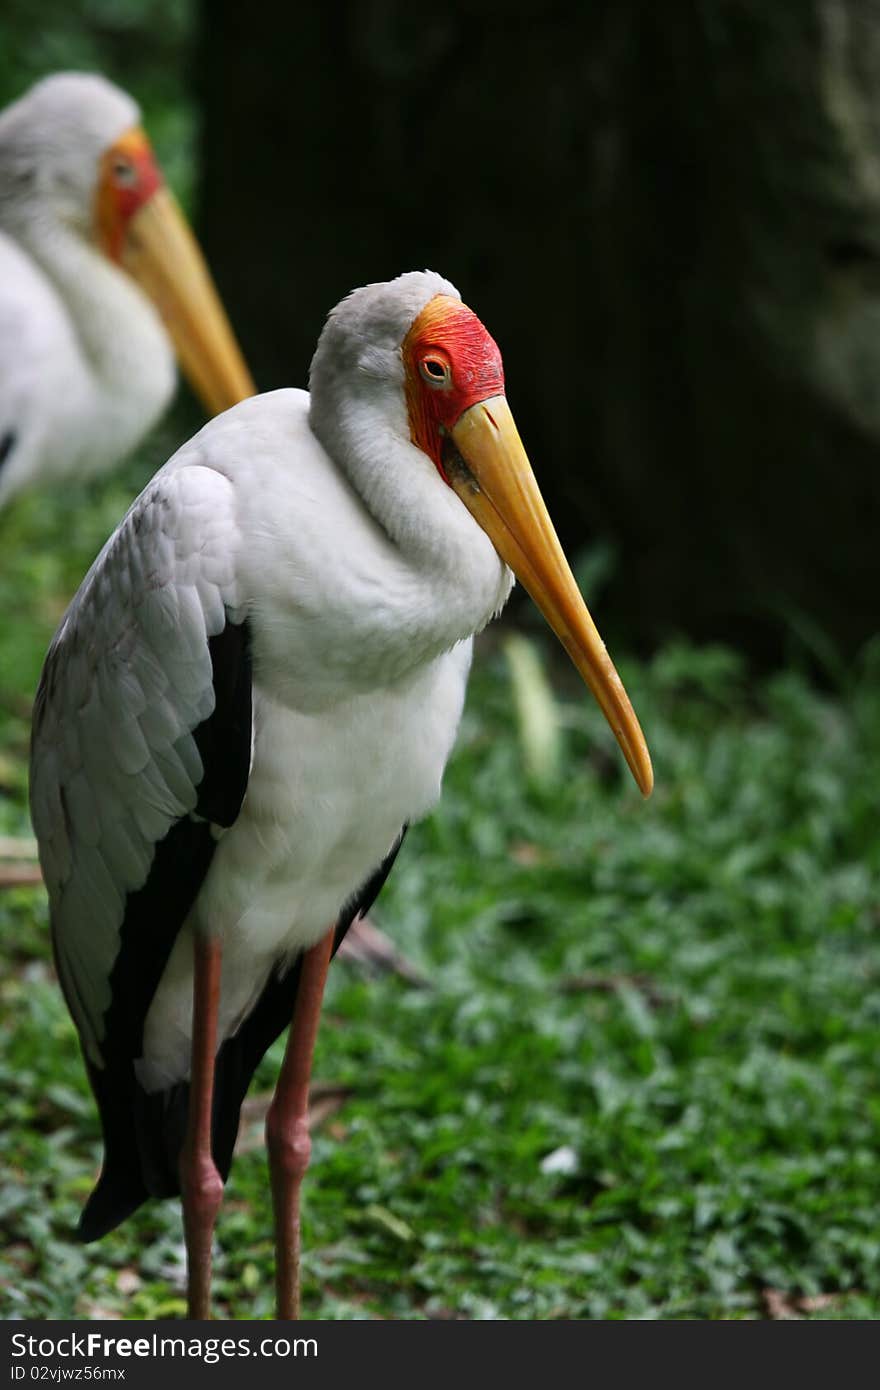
left=3, top=0, right=880, bottom=1323
left=0, top=71, right=254, bottom=509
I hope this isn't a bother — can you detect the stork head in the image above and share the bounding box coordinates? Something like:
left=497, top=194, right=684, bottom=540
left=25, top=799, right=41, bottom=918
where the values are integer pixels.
left=404, top=287, right=652, bottom=795
left=313, top=271, right=651, bottom=795
left=0, top=73, right=253, bottom=414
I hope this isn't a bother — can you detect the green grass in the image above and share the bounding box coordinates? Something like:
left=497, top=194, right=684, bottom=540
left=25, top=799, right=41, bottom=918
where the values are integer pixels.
left=2, top=458, right=880, bottom=1320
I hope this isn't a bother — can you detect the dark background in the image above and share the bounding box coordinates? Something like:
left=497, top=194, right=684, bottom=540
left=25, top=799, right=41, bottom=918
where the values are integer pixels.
left=199, top=0, right=880, bottom=665
left=5, top=0, right=880, bottom=663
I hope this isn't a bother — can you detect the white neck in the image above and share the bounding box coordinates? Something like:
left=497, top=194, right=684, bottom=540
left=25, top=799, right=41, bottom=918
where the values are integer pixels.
left=15, top=213, right=175, bottom=472
left=305, top=384, right=514, bottom=689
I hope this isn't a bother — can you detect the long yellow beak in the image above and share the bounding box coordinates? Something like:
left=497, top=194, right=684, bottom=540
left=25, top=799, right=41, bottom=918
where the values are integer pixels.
left=449, top=395, right=653, bottom=797
left=122, top=187, right=255, bottom=415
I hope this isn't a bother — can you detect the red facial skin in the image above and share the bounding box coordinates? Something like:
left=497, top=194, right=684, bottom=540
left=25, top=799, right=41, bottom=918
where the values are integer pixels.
left=94, top=127, right=163, bottom=262
left=402, top=295, right=505, bottom=482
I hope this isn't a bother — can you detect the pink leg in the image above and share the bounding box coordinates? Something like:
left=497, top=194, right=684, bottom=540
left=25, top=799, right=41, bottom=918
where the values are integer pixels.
left=179, top=934, right=224, bottom=1320
left=266, top=927, right=335, bottom=1320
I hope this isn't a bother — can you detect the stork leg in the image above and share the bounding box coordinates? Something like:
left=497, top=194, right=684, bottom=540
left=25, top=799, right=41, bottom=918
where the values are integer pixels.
left=266, top=926, right=335, bottom=1319
left=179, top=933, right=224, bottom=1320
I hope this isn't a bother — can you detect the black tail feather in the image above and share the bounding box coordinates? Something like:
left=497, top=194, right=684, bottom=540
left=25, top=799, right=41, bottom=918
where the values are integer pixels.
left=78, top=1063, right=150, bottom=1243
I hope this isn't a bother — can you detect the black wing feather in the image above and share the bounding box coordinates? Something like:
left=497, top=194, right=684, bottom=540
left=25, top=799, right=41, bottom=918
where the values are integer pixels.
left=0, top=429, right=16, bottom=474
left=78, top=607, right=407, bottom=1242
left=78, top=619, right=253, bottom=1241
left=78, top=824, right=407, bottom=1240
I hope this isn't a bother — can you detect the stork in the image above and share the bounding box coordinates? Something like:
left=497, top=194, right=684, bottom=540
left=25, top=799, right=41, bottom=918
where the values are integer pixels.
left=29, top=271, right=653, bottom=1320
left=0, top=72, right=253, bottom=508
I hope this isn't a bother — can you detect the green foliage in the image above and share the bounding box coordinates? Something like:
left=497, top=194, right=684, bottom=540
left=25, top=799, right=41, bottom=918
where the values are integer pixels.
left=2, top=485, right=880, bottom=1317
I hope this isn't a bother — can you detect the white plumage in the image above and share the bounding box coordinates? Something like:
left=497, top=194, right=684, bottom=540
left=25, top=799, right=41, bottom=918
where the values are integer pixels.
left=32, top=271, right=510, bottom=1087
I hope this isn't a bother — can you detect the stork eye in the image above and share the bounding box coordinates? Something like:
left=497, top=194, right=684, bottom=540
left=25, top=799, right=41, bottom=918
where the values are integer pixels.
left=419, top=355, right=452, bottom=387
left=112, top=158, right=137, bottom=187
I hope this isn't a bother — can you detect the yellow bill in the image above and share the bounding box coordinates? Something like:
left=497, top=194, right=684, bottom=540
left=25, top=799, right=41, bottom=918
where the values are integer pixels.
left=122, top=187, right=255, bottom=415
left=448, top=395, right=653, bottom=797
